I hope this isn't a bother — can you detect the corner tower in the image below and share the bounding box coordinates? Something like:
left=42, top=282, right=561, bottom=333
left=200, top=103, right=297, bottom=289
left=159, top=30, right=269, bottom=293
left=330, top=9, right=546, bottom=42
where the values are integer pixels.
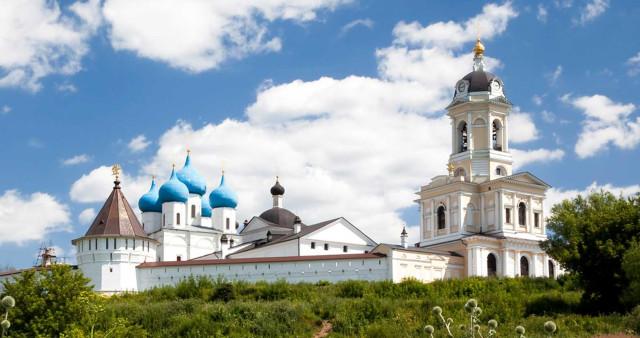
left=447, top=38, right=513, bottom=182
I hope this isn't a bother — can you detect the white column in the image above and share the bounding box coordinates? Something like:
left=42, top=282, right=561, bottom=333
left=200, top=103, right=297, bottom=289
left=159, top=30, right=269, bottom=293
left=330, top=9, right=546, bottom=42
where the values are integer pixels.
left=515, top=251, right=521, bottom=276
left=494, top=191, right=499, bottom=227
left=527, top=196, right=533, bottom=233
left=431, top=200, right=435, bottom=238
left=514, top=194, right=519, bottom=230
left=487, top=112, right=492, bottom=150
left=498, top=190, right=504, bottom=230
left=419, top=202, right=425, bottom=239
left=502, top=250, right=509, bottom=277
left=504, top=114, right=509, bottom=151
left=458, top=193, right=464, bottom=232
left=531, top=253, right=537, bottom=277
left=467, top=112, right=473, bottom=151
left=543, top=255, right=549, bottom=277
left=541, top=198, right=546, bottom=235
left=446, top=195, right=451, bottom=235
left=452, top=119, right=457, bottom=154
left=474, top=247, right=482, bottom=276
left=480, top=194, right=485, bottom=232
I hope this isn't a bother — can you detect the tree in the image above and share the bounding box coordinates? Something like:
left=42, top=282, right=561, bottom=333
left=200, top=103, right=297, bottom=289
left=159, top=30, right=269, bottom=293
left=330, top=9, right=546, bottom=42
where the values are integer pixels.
left=0, top=264, right=93, bottom=336
left=622, top=242, right=640, bottom=306
left=541, top=190, right=640, bottom=312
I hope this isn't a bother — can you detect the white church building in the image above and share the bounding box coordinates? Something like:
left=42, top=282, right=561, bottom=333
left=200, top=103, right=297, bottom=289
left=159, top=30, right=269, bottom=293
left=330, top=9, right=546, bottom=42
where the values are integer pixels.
left=1, top=40, right=561, bottom=294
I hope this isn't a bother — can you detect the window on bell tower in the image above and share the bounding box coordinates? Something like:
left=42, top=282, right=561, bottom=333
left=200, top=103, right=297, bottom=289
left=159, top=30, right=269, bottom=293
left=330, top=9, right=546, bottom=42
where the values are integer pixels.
left=437, top=206, right=446, bottom=229
left=492, top=120, right=503, bottom=151
left=518, top=202, right=527, bottom=226
left=458, top=121, right=468, bottom=153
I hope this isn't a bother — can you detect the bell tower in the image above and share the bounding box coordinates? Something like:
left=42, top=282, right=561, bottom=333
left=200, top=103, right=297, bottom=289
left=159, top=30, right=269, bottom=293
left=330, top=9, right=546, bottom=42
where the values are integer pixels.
left=446, top=38, right=513, bottom=183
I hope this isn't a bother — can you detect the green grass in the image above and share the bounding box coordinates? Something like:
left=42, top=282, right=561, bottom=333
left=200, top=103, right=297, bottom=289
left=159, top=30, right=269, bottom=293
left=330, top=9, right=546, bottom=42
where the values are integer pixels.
left=95, top=277, right=637, bottom=337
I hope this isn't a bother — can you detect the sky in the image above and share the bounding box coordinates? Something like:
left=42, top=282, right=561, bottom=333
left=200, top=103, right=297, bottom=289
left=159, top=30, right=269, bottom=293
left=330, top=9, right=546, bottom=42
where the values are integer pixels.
left=1, top=0, right=640, bottom=268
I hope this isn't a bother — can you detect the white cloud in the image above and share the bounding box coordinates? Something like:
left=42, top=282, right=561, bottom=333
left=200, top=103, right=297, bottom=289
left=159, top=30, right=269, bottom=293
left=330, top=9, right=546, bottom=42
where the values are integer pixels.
left=28, top=138, right=44, bottom=148
left=57, top=83, right=77, bottom=93
left=0, top=0, right=100, bottom=91
left=508, top=109, right=539, bottom=143
left=62, top=154, right=91, bottom=166
left=102, top=0, right=351, bottom=73
left=546, top=181, right=640, bottom=217
left=511, top=148, right=565, bottom=171
left=0, top=190, right=71, bottom=245
left=575, top=0, right=609, bottom=25
left=566, top=94, right=640, bottom=158
left=541, top=110, right=555, bottom=123
left=532, top=94, right=543, bottom=106
left=70, top=165, right=149, bottom=204
left=128, top=135, right=151, bottom=153
left=78, top=208, right=96, bottom=224
left=546, top=65, right=562, bottom=84
left=554, top=0, right=573, bottom=9
left=537, top=4, right=548, bottom=23
left=391, top=2, right=517, bottom=50
left=627, top=52, right=640, bottom=76
left=69, top=3, right=519, bottom=244
left=1, top=105, right=10, bottom=114
left=340, top=18, right=373, bottom=36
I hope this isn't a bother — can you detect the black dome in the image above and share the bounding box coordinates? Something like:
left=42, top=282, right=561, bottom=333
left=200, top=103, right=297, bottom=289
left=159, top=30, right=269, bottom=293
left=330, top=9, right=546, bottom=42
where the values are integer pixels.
left=270, top=180, right=285, bottom=196
left=461, top=70, right=496, bottom=93
left=259, top=207, right=297, bottom=228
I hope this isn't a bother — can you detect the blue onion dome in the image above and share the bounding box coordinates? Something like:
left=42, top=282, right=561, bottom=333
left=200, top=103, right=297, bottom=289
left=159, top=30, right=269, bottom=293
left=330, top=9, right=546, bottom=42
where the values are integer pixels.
left=209, top=174, right=238, bottom=209
left=201, top=195, right=212, bottom=217
left=176, top=155, right=207, bottom=196
left=138, top=179, right=162, bottom=212
left=159, top=168, right=190, bottom=203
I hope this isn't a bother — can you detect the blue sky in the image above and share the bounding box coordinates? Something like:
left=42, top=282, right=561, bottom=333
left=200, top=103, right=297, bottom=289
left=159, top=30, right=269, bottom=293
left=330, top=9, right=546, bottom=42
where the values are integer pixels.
left=1, top=0, right=639, bottom=268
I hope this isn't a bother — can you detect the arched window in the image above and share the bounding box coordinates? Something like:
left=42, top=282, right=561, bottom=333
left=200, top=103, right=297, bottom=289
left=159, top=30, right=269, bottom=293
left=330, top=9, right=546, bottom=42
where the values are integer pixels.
left=437, top=206, right=446, bottom=229
left=454, top=167, right=466, bottom=178
left=518, top=202, right=527, bottom=226
left=549, top=260, right=555, bottom=278
left=191, top=205, right=196, bottom=218
left=520, top=256, right=529, bottom=277
left=495, top=166, right=506, bottom=176
left=458, top=122, right=468, bottom=153
left=177, top=213, right=181, bottom=225
left=163, top=214, right=166, bottom=227
left=465, top=203, right=475, bottom=226
left=492, top=120, right=503, bottom=151
left=487, top=253, right=497, bottom=277
left=226, top=218, right=230, bottom=230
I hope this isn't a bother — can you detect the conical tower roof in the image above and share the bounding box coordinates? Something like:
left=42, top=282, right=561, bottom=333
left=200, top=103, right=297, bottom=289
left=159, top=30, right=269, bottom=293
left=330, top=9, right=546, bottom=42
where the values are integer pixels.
left=80, top=180, right=149, bottom=239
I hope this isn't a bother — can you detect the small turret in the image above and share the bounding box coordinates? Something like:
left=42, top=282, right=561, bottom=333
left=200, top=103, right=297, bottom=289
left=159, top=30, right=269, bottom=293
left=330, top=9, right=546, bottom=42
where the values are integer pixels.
left=400, top=226, right=408, bottom=249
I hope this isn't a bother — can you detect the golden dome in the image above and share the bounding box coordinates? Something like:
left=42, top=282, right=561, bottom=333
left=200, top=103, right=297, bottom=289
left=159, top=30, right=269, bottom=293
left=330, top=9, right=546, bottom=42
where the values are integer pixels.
left=473, top=39, right=485, bottom=55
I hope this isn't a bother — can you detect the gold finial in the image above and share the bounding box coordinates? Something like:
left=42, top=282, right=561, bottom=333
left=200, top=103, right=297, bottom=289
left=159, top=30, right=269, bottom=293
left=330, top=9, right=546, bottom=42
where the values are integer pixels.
left=221, top=159, right=226, bottom=175
left=447, top=162, right=455, bottom=173
left=112, top=164, right=121, bottom=180
left=473, top=24, right=484, bottom=55
left=186, top=131, right=191, bottom=155
left=152, top=165, right=156, bottom=180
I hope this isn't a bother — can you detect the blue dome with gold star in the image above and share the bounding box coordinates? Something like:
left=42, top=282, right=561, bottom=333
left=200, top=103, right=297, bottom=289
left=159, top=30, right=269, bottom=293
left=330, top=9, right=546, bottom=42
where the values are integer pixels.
left=159, top=168, right=190, bottom=203
left=176, top=155, right=207, bottom=196
left=138, top=179, right=162, bottom=212
left=209, top=174, right=238, bottom=209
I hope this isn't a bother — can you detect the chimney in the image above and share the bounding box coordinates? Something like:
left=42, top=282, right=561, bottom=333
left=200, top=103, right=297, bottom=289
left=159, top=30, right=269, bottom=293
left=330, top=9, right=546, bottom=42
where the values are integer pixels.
left=220, top=234, right=229, bottom=259
left=400, top=226, right=408, bottom=249
left=293, top=216, right=302, bottom=234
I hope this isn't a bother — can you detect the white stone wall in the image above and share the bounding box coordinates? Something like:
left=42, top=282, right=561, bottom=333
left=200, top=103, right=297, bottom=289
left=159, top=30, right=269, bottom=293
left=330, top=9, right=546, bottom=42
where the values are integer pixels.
left=75, top=237, right=156, bottom=294
left=212, top=207, right=237, bottom=233
left=141, top=212, right=161, bottom=234
left=186, top=194, right=202, bottom=226
left=162, top=202, right=187, bottom=228
left=136, top=256, right=389, bottom=290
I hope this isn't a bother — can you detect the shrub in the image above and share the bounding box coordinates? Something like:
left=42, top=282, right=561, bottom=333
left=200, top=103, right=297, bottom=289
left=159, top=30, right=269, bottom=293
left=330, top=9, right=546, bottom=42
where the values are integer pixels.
left=337, top=280, right=367, bottom=298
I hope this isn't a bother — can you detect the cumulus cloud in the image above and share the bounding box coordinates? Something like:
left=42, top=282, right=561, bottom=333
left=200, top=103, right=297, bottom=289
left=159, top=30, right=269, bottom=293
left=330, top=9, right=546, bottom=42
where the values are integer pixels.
left=508, top=109, right=539, bottom=143
left=565, top=94, right=640, bottom=158
left=0, top=0, right=100, bottom=91
left=71, top=3, right=525, bottom=244
left=70, top=165, right=149, bottom=203
left=546, top=181, right=640, bottom=217
left=78, top=208, right=96, bottom=224
left=541, top=110, right=555, bottom=123
left=128, top=135, right=151, bottom=153
left=627, top=52, right=640, bottom=76
left=1, top=105, right=10, bottom=115
left=575, top=0, right=609, bottom=25
left=532, top=94, right=544, bottom=106
left=537, top=4, right=548, bottom=23
left=340, top=18, right=373, bottom=36
left=62, top=154, right=91, bottom=166
left=0, top=190, right=71, bottom=245
left=511, top=148, right=565, bottom=171
left=102, top=0, right=351, bottom=72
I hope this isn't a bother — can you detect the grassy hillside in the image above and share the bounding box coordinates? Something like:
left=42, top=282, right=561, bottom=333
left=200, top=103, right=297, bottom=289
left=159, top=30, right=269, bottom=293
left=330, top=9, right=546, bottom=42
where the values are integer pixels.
left=92, top=276, right=637, bottom=337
